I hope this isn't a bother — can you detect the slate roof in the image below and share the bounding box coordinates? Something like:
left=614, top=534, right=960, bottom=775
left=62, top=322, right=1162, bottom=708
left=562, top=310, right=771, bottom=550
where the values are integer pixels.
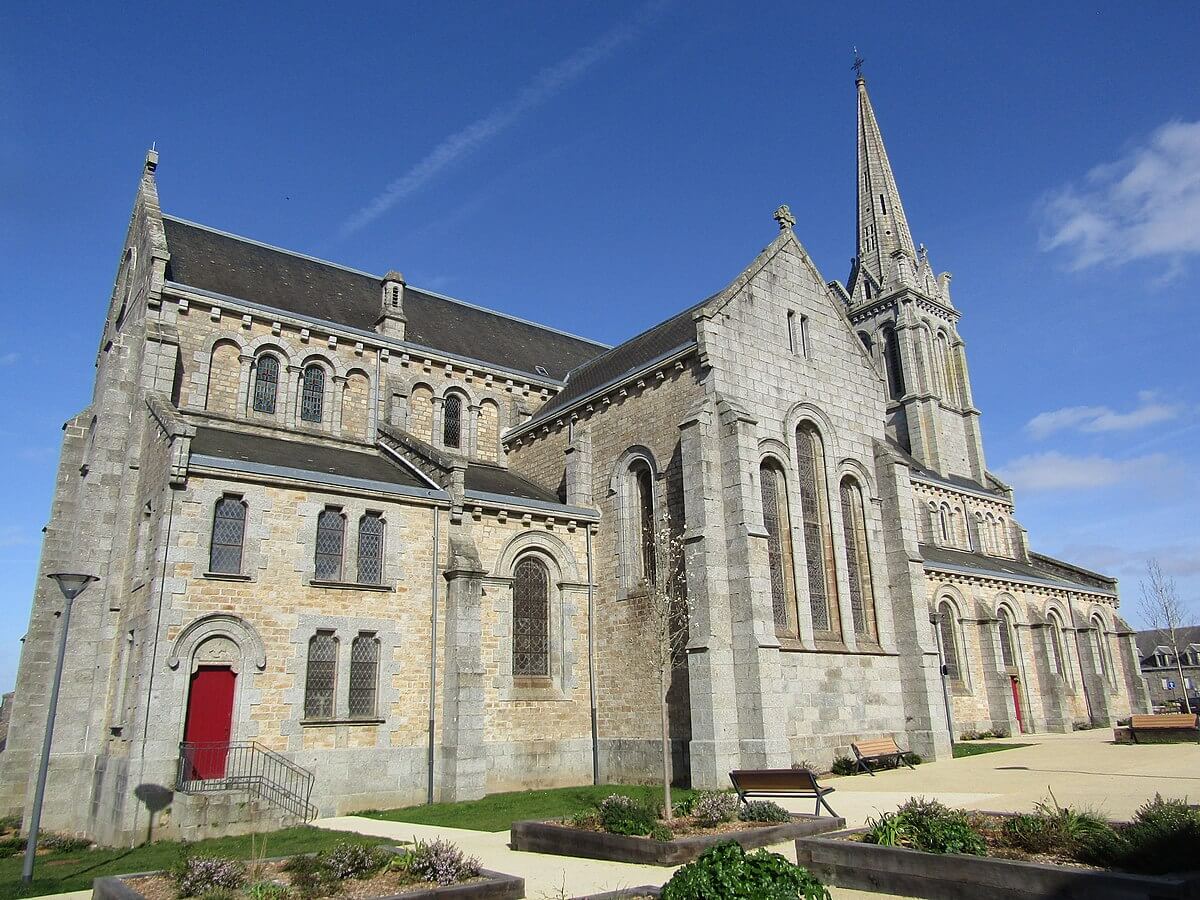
left=464, top=463, right=561, bottom=505
left=885, top=437, right=1002, bottom=497
left=161, top=216, right=606, bottom=380
left=526, top=295, right=711, bottom=426
left=920, top=544, right=1118, bottom=595
left=190, top=426, right=428, bottom=492
left=1135, top=626, right=1200, bottom=663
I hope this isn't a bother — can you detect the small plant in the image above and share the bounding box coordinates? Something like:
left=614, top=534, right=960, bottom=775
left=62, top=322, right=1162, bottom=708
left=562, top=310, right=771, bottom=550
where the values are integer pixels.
left=1076, top=794, right=1200, bottom=875
left=1001, top=813, right=1058, bottom=853
left=172, top=855, right=248, bottom=899
left=320, top=842, right=389, bottom=880
left=992, top=727, right=1010, bottom=738
left=40, top=832, right=92, bottom=852
left=830, top=755, right=858, bottom=776
left=738, top=800, right=791, bottom=823
left=671, top=794, right=697, bottom=817
left=247, top=882, right=292, bottom=900
left=691, top=791, right=739, bottom=827
left=863, top=812, right=905, bottom=847
left=282, top=854, right=339, bottom=899
left=197, top=890, right=235, bottom=900
left=648, top=824, right=674, bottom=842
left=902, top=752, right=923, bottom=766
left=0, top=815, right=20, bottom=832
left=596, top=794, right=659, bottom=836
left=863, top=797, right=986, bottom=857
left=662, top=841, right=831, bottom=900
left=404, top=838, right=481, bottom=886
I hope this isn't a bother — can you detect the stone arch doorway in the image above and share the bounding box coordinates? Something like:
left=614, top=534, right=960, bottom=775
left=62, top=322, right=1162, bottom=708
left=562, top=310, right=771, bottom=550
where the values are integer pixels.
left=1009, top=676, right=1025, bottom=734
left=183, top=663, right=236, bottom=779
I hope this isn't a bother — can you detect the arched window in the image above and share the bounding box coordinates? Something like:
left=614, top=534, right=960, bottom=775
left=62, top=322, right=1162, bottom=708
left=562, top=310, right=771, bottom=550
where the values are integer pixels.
left=938, top=600, right=960, bottom=680
left=796, top=422, right=840, bottom=637
left=209, top=496, right=246, bottom=574
left=1091, top=615, right=1110, bottom=680
left=252, top=354, right=280, bottom=414
left=315, top=507, right=345, bottom=581
left=300, top=364, right=325, bottom=423
left=356, top=513, right=384, bottom=585
left=938, top=505, right=952, bottom=545
left=513, top=557, right=550, bottom=677
left=348, top=632, right=379, bottom=718
left=631, top=459, right=656, bottom=584
left=984, top=513, right=997, bottom=554
left=760, top=461, right=797, bottom=633
left=998, top=607, right=1017, bottom=668
left=304, top=631, right=337, bottom=719
left=1047, top=612, right=1066, bottom=676
left=841, top=476, right=877, bottom=639
left=857, top=331, right=873, bottom=355
left=882, top=325, right=905, bottom=400
left=936, top=331, right=957, bottom=405
left=443, top=393, right=463, bottom=448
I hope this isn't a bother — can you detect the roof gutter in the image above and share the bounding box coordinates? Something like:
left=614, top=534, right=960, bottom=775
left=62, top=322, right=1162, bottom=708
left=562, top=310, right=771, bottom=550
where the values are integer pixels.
left=923, top=559, right=1117, bottom=600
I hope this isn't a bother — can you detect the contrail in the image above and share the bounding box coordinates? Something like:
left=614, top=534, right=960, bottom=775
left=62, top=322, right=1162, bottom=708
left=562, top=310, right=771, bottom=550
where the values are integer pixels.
left=335, top=1, right=669, bottom=240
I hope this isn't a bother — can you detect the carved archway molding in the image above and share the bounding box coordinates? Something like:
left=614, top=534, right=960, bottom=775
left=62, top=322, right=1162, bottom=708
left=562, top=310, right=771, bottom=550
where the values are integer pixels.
left=167, top=612, right=267, bottom=673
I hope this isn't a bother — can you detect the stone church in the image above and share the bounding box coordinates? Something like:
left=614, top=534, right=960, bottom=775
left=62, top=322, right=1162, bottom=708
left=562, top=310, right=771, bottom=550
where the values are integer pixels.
left=0, top=76, right=1149, bottom=844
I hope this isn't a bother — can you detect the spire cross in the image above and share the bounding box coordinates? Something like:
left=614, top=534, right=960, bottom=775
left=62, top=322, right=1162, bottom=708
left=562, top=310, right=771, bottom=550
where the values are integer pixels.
left=852, top=47, right=865, bottom=81
left=773, top=204, right=796, bottom=230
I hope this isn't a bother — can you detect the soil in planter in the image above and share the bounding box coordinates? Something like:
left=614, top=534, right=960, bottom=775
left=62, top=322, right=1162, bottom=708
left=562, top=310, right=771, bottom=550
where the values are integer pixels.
left=128, top=860, right=485, bottom=900
left=568, top=813, right=793, bottom=839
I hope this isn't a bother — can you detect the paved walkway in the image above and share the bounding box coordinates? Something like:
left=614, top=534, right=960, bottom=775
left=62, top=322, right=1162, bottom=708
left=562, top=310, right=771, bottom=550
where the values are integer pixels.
left=316, top=729, right=1199, bottom=899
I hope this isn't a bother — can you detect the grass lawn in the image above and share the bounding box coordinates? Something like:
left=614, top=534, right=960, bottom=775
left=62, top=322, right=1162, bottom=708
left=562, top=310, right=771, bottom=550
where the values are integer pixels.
left=0, top=825, right=387, bottom=900
left=953, top=741, right=1034, bottom=758
left=362, top=783, right=698, bottom=832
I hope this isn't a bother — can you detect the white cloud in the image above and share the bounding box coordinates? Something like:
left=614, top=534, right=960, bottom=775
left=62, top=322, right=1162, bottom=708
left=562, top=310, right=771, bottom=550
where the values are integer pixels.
left=0, top=352, right=19, bottom=366
left=997, top=451, right=1170, bottom=491
left=1060, top=543, right=1200, bottom=579
left=1026, top=391, right=1180, bottom=439
left=336, top=1, right=668, bottom=239
left=1040, top=119, right=1200, bottom=273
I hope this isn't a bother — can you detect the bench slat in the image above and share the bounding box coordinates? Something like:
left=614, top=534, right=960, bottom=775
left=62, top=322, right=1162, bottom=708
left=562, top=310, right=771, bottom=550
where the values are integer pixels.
left=1131, top=714, right=1198, bottom=729
left=853, top=738, right=901, bottom=756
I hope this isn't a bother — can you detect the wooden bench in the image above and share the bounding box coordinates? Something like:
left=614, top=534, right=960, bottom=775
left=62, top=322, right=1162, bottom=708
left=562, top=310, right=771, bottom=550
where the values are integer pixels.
left=1129, top=713, right=1199, bottom=743
left=728, top=768, right=837, bottom=817
left=851, top=737, right=916, bottom=775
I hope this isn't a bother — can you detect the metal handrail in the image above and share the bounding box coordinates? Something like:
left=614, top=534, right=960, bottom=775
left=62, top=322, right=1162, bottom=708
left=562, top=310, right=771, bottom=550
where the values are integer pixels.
left=176, top=741, right=317, bottom=821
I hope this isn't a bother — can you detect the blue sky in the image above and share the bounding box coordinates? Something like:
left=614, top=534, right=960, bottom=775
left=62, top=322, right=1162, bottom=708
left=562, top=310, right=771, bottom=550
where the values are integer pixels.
left=2, top=2, right=1198, bottom=691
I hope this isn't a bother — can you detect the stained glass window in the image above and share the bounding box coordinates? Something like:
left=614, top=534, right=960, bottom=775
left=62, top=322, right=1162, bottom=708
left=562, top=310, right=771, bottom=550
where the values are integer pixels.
left=301, top=364, right=325, bottom=423
left=252, top=354, right=279, bottom=414
left=760, top=462, right=793, bottom=631
left=315, top=508, right=344, bottom=581
left=796, top=423, right=838, bottom=636
left=1091, top=616, right=1109, bottom=679
left=513, top=557, right=549, bottom=677
left=882, top=325, right=905, bottom=400
left=938, top=601, right=960, bottom=680
left=357, top=513, right=384, bottom=585
left=998, top=608, right=1016, bottom=668
left=633, top=461, right=656, bottom=584
left=841, top=477, right=875, bottom=638
left=348, top=633, right=379, bottom=717
left=1047, top=614, right=1065, bottom=676
left=443, top=394, right=463, bottom=448
left=209, top=496, right=245, bottom=574
left=304, top=631, right=337, bottom=719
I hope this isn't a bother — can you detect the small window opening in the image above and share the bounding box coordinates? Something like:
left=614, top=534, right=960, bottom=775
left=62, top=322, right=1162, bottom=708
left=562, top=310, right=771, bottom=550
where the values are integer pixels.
left=879, top=194, right=887, bottom=215
left=535, top=365, right=549, bottom=377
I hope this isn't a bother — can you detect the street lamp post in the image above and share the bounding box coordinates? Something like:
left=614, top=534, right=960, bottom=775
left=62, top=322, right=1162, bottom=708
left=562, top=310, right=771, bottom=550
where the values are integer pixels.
left=22, top=573, right=97, bottom=885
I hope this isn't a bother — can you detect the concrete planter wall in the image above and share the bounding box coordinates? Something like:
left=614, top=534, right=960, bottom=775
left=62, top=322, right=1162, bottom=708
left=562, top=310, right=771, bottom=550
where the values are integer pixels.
left=93, top=869, right=525, bottom=900
left=511, top=814, right=844, bottom=866
left=794, top=829, right=1200, bottom=900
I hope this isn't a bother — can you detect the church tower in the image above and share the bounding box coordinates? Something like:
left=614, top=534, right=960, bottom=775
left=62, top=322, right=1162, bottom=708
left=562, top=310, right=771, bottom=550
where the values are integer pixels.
left=844, top=72, right=988, bottom=484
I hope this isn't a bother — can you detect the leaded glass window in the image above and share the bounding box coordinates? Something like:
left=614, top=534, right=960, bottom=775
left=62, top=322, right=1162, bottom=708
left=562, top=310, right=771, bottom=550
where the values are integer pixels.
left=938, top=601, right=960, bottom=680
left=315, top=508, right=345, bottom=581
left=882, top=325, right=905, bottom=400
left=760, top=463, right=791, bottom=631
left=513, top=557, right=550, bottom=677
left=357, top=513, right=384, bottom=585
left=1091, top=616, right=1109, bottom=679
left=301, top=364, right=325, bottom=423
left=209, top=496, right=245, bottom=574
left=252, top=354, right=279, bottom=414
left=348, top=633, right=379, bottom=717
left=1047, top=614, right=1065, bottom=676
left=304, top=631, right=337, bottom=719
left=938, top=506, right=952, bottom=545
left=998, top=608, right=1016, bottom=668
left=841, top=477, right=875, bottom=638
left=633, top=461, right=656, bottom=584
left=796, top=423, right=839, bottom=636
left=443, top=394, right=463, bottom=448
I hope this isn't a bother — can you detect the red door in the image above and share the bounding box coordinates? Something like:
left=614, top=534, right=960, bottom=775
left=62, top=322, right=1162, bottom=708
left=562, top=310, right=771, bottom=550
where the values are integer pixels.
left=1010, top=677, right=1025, bottom=734
left=183, top=666, right=236, bottom=779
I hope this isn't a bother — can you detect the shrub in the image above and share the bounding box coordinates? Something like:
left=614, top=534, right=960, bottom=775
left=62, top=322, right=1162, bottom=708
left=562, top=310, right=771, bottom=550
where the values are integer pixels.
left=830, top=755, right=857, bottom=776
left=597, top=794, right=659, bottom=836
left=40, top=832, right=92, bottom=852
left=0, top=815, right=20, bottom=832
left=282, top=854, right=339, bottom=899
left=404, top=838, right=481, bottom=886
left=739, top=800, right=791, bottom=824
left=1077, top=794, right=1200, bottom=875
left=0, top=835, right=24, bottom=858
left=691, top=791, right=739, bottom=827
left=320, top=843, right=389, bottom=880
left=902, top=753, right=922, bottom=766
left=248, top=882, right=292, bottom=900
left=991, top=727, right=1009, bottom=739
left=197, top=890, right=235, bottom=900
left=671, top=794, right=697, bottom=817
left=863, top=797, right=985, bottom=857
left=172, top=855, right=248, bottom=899
left=661, top=841, right=830, bottom=900
left=1001, top=813, right=1058, bottom=853
left=649, top=824, right=674, bottom=842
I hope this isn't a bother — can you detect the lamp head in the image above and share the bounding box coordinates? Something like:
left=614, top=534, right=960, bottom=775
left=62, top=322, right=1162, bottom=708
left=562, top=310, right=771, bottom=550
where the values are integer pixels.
left=47, top=573, right=98, bottom=601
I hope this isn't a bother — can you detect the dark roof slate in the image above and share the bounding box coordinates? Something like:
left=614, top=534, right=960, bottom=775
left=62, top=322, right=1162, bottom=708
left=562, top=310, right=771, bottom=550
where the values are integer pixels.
left=919, top=544, right=1117, bottom=595
left=1135, top=626, right=1200, bottom=662
left=885, top=438, right=1002, bottom=496
left=190, top=426, right=427, bottom=491
left=464, top=463, right=560, bottom=505
left=162, top=217, right=605, bottom=380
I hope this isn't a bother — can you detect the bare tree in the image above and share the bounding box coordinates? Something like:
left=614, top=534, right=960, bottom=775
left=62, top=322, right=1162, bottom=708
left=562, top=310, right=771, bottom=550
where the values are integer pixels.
left=639, top=507, right=691, bottom=823
left=1139, top=559, right=1195, bottom=714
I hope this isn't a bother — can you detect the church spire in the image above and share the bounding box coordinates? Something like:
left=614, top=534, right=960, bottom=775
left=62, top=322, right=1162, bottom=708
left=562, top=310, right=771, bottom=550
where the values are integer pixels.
left=853, top=73, right=917, bottom=297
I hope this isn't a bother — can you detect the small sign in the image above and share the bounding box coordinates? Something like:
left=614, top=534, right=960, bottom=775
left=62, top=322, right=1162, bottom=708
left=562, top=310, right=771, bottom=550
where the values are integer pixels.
left=1168, top=680, right=1177, bottom=691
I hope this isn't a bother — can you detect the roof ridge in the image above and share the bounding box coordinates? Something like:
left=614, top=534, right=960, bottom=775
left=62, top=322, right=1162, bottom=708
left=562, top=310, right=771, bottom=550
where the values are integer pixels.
left=163, top=213, right=609, bottom=349
left=561, top=295, right=710, bottom=383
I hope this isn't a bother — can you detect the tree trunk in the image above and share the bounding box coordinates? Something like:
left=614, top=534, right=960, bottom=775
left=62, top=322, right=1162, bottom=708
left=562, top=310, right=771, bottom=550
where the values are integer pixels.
left=661, top=661, right=673, bottom=823
left=1174, top=654, right=1193, bottom=713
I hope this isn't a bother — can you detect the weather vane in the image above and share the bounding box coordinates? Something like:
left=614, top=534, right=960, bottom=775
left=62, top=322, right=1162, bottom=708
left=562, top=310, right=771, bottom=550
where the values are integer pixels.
left=852, top=46, right=866, bottom=80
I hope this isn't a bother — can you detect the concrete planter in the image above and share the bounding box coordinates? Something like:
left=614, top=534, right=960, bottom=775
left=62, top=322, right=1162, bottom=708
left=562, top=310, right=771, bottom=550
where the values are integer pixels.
left=794, top=829, right=1200, bottom=900
left=511, top=814, right=844, bottom=866
left=93, top=869, right=525, bottom=900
